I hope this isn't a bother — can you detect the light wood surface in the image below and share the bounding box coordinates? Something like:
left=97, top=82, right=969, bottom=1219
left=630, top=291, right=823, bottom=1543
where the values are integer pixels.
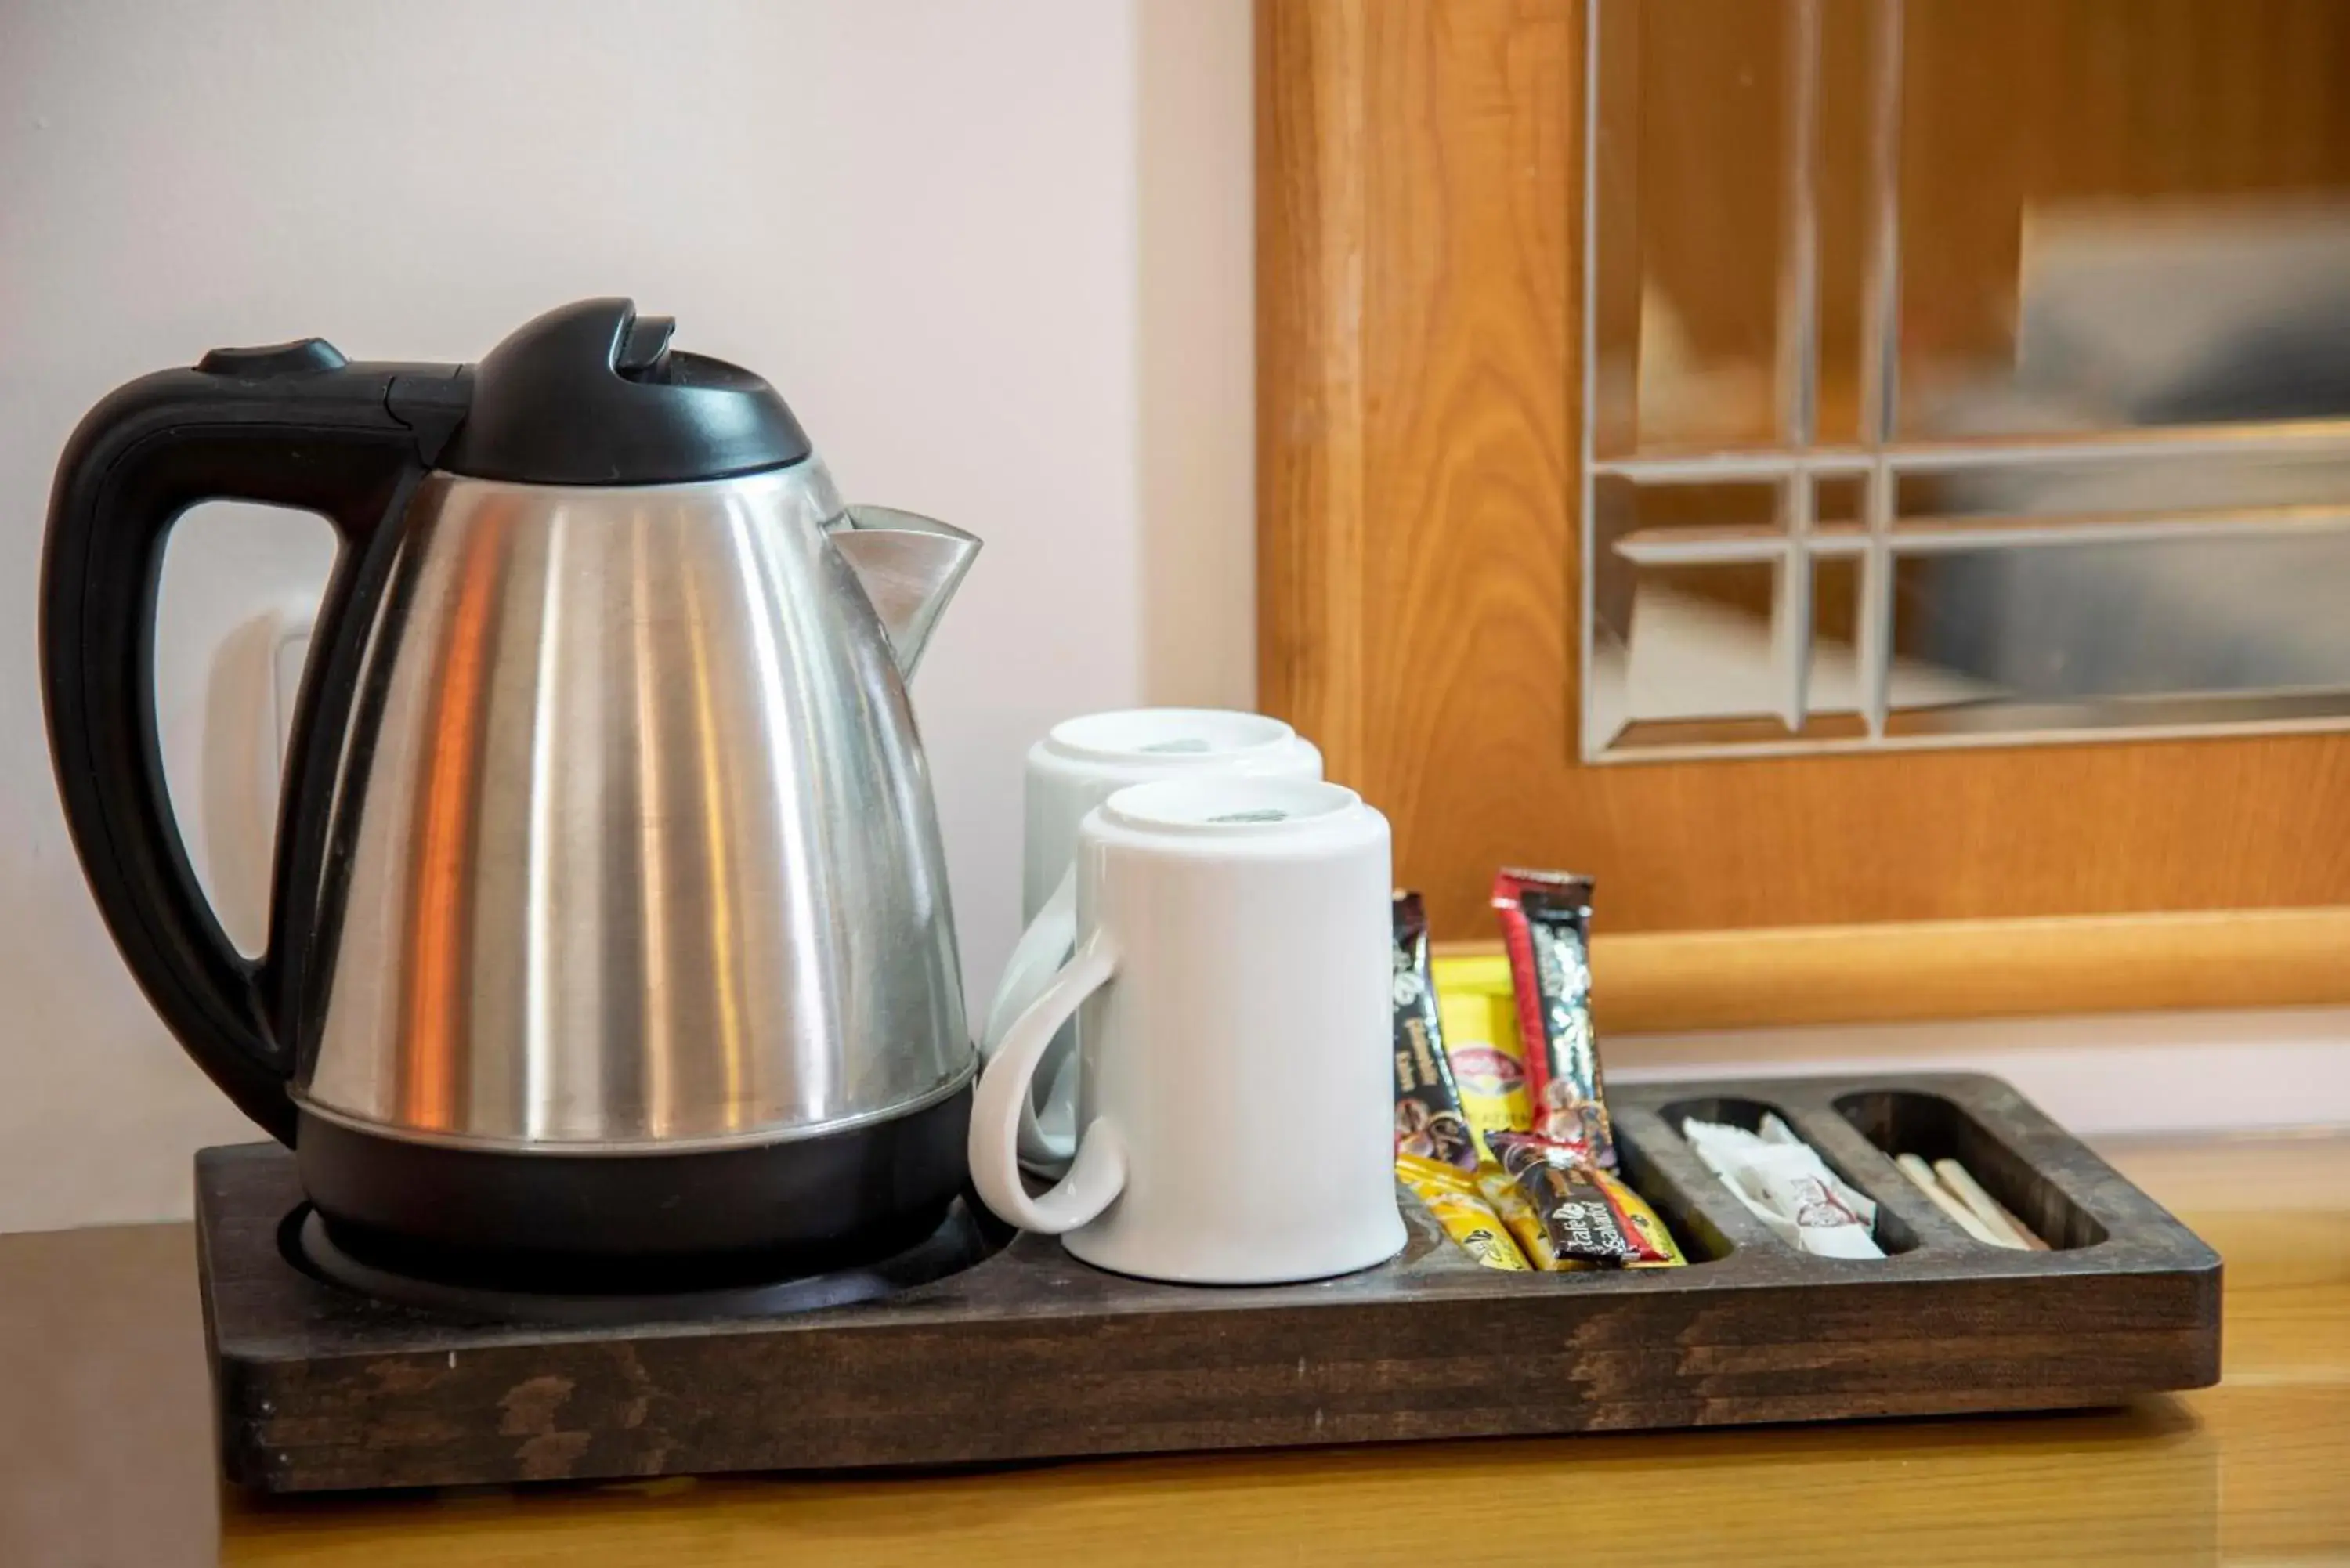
left=164, top=1132, right=2348, bottom=1565
left=1439, top=905, right=2350, bottom=1035
left=1255, top=0, right=2350, bottom=952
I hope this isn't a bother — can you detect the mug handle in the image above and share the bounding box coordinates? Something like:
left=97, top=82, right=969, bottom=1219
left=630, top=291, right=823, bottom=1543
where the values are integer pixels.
left=979, top=865, right=1081, bottom=1169
left=968, top=931, right=1128, bottom=1234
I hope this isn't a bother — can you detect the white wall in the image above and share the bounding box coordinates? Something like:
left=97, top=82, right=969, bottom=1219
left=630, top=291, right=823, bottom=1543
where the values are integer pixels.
left=0, top=0, right=1256, bottom=1231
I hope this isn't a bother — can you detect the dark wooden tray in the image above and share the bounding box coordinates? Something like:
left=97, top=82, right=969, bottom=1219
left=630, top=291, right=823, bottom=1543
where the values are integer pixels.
left=197, top=1072, right=2220, bottom=1494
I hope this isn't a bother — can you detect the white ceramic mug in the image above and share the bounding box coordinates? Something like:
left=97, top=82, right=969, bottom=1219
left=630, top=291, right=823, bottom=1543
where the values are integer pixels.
left=969, top=776, right=1405, bottom=1285
left=985, top=710, right=1323, bottom=1173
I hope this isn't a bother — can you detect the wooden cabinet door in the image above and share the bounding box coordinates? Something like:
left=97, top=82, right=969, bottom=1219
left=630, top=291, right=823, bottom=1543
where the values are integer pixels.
left=1257, top=0, right=2350, bottom=1021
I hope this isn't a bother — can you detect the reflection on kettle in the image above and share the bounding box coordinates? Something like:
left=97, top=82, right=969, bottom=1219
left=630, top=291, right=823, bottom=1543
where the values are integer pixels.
left=41, top=298, right=981, bottom=1278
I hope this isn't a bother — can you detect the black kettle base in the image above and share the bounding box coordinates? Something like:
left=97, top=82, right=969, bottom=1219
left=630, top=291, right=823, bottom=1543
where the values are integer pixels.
left=283, top=1198, right=1006, bottom=1328
left=291, top=1082, right=976, bottom=1270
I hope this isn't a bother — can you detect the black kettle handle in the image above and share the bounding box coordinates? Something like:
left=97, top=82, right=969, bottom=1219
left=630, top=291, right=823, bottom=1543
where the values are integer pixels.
left=39, top=343, right=469, bottom=1143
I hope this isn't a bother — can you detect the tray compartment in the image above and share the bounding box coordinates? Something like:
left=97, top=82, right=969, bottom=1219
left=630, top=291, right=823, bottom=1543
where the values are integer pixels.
left=1656, top=1093, right=1921, bottom=1255
left=1608, top=1107, right=1752, bottom=1263
left=1836, top=1089, right=2109, bottom=1251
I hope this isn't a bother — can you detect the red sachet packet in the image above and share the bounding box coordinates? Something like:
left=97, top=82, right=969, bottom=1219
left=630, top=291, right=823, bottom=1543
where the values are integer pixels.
left=1491, top=869, right=1615, bottom=1168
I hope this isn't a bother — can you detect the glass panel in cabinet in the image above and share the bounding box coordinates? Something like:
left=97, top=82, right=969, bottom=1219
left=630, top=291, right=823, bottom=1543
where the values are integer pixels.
left=1590, top=0, right=1793, bottom=456
left=1593, top=559, right=1797, bottom=755
left=1885, top=529, right=2350, bottom=737
left=1895, top=443, right=2350, bottom=527
left=1804, top=553, right=1867, bottom=735
left=1896, top=0, right=2350, bottom=442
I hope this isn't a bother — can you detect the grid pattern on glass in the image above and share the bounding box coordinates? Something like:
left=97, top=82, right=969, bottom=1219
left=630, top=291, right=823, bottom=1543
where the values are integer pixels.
left=1581, top=0, right=2350, bottom=762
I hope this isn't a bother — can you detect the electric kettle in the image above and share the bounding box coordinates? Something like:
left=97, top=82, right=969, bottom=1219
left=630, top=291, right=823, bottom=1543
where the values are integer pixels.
left=42, top=298, right=981, bottom=1280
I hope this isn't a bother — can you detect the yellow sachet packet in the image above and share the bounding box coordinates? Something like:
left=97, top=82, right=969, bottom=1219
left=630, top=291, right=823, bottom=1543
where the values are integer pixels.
left=1596, top=1168, right=1687, bottom=1268
left=1397, top=1154, right=1530, bottom=1271
left=1437, top=988, right=1533, bottom=1162
left=1476, top=1166, right=1590, bottom=1272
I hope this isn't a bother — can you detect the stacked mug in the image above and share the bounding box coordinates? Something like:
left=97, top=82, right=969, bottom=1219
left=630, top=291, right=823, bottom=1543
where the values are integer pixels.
left=971, top=710, right=1404, bottom=1285
left=984, top=710, right=1324, bottom=1172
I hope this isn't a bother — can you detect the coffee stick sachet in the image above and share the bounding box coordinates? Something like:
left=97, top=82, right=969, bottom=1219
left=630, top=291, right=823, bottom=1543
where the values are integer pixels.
left=1390, top=893, right=1479, bottom=1176
left=1485, top=1130, right=1676, bottom=1268
left=1492, top=869, right=1615, bottom=1167
left=1477, top=1165, right=1569, bottom=1270
left=1607, top=1173, right=1688, bottom=1269
left=1397, top=1153, right=1530, bottom=1271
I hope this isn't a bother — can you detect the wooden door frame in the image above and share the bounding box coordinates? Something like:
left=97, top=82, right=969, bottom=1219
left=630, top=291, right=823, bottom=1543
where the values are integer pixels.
left=1254, top=0, right=2350, bottom=1031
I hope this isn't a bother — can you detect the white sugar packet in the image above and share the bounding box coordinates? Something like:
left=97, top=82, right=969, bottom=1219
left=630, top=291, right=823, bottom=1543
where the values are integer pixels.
left=1680, top=1114, right=1885, bottom=1260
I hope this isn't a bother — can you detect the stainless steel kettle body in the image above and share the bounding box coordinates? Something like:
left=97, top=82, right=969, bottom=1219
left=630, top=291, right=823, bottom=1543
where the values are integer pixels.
left=288, top=460, right=984, bottom=1261
left=300, top=461, right=973, bottom=1151
left=42, top=300, right=982, bottom=1275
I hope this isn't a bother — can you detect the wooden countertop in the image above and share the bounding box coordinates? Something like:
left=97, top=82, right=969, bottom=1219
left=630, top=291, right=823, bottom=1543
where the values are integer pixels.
left=5, top=1134, right=2346, bottom=1566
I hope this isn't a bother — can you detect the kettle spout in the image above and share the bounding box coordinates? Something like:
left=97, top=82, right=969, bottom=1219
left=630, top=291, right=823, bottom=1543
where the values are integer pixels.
left=828, top=506, right=982, bottom=679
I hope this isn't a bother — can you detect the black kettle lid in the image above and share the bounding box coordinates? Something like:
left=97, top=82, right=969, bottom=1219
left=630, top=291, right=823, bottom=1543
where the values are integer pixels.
left=437, top=298, right=811, bottom=486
